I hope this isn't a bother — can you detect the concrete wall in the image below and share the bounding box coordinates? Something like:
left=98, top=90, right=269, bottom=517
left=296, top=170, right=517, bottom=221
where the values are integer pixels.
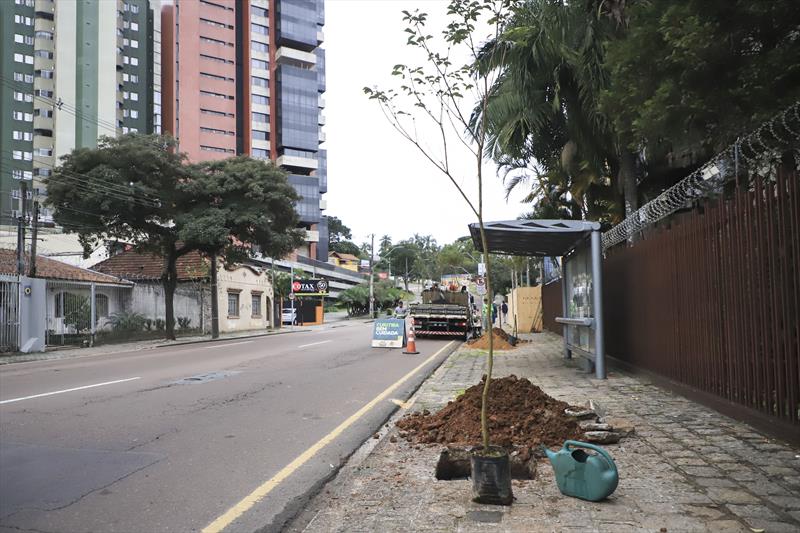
left=129, top=282, right=207, bottom=332
left=217, top=265, right=273, bottom=332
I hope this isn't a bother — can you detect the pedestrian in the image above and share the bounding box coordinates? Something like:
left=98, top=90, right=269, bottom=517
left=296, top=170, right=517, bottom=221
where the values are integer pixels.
left=491, top=302, right=498, bottom=327
left=394, top=301, right=406, bottom=318
left=501, top=301, right=508, bottom=325
left=482, top=298, right=490, bottom=332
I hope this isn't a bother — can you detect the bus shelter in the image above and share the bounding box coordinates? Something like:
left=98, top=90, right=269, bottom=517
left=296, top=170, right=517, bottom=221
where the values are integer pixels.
left=468, top=219, right=607, bottom=379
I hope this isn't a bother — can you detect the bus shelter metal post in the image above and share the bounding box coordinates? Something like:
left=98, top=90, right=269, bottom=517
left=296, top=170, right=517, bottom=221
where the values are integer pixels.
left=591, top=230, right=606, bottom=379
left=561, top=256, right=571, bottom=359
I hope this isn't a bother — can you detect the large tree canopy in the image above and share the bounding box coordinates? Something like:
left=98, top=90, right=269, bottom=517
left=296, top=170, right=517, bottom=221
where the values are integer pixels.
left=47, top=135, right=303, bottom=339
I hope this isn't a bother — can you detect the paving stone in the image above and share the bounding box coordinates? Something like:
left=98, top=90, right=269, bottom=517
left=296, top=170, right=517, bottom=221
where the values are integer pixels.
left=680, top=466, right=723, bottom=477
left=694, top=477, right=739, bottom=488
left=727, top=504, right=780, bottom=520
left=770, top=495, right=800, bottom=510
left=704, top=487, right=762, bottom=504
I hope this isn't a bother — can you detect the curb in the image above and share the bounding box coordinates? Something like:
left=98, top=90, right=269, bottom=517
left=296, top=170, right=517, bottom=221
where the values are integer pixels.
left=153, top=328, right=307, bottom=349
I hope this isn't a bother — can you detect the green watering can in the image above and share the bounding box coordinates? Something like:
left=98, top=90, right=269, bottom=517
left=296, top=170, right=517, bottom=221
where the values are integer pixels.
left=543, top=440, right=619, bottom=502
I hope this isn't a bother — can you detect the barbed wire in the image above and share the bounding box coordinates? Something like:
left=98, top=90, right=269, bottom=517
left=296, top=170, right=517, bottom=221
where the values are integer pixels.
left=602, top=102, right=800, bottom=250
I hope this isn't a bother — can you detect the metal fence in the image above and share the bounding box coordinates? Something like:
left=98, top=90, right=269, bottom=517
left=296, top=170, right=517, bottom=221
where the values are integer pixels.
left=540, top=104, right=800, bottom=439
left=0, top=274, right=19, bottom=352
left=602, top=165, right=799, bottom=435
left=45, top=280, right=133, bottom=346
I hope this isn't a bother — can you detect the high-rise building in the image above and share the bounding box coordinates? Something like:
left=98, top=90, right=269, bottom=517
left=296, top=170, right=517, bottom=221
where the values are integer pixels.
left=161, top=0, right=328, bottom=261
left=0, top=0, right=161, bottom=227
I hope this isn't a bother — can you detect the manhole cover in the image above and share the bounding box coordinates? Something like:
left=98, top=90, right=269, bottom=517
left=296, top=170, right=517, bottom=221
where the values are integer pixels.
left=173, top=371, right=240, bottom=385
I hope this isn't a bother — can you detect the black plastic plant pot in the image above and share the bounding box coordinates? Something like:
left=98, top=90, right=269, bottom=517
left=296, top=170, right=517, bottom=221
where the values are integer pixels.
left=470, top=446, right=513, bottom=505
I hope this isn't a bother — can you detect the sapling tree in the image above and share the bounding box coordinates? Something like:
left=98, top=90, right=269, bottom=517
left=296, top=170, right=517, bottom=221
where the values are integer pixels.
left=364, top=0, right=517, bottom=452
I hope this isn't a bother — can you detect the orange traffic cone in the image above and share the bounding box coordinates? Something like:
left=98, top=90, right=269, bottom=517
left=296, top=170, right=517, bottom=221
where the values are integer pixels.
left=403, top=316, right=419, bottom=354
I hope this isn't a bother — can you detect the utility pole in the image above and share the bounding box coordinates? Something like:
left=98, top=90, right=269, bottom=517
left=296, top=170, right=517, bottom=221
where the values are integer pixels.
left=368, top=233, right=375, bottom=318
left=29, top=202, right=39, bottom=277
left=210, top=252, right=219, bottom=338
left=16, top=182, right=28, bottom=276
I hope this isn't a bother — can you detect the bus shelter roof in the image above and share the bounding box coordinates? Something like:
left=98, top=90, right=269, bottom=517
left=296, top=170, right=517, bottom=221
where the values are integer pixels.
left=468, top=219, right=600, bottom=257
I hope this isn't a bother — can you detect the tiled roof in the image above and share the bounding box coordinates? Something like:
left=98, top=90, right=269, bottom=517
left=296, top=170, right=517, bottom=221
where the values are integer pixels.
left=92, top=249, right=209, bottom=281
left=0, top=249, right=132, bottom=285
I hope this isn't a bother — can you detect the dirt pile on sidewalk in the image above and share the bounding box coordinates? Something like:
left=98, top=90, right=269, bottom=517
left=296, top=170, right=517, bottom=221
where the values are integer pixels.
left=466, top=328, right=515, bottom=350
left=396, top=375, right=582, bottom=452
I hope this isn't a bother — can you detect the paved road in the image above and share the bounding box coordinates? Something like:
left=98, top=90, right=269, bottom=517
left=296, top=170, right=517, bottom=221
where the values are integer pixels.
left=0, top=322, right=454, bottom=533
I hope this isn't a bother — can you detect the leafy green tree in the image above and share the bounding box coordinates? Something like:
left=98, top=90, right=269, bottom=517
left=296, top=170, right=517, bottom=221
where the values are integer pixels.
left=330, top=240, right=363, bottom=258
left=327, top=215, right=352, bottom=244
left=600, top=0, right=800, bottom=165
left=48, top=136, right=302, bottom=340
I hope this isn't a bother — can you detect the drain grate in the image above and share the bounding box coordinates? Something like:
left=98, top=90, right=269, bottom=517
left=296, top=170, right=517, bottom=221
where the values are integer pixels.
left=172, top=371, right=241, bottom=385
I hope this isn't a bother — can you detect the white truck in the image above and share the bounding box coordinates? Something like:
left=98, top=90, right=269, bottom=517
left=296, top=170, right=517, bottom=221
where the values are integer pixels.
left=409, top=288, right=480, bottom=340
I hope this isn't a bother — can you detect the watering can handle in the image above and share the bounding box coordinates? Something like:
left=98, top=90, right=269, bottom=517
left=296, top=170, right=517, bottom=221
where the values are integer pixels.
left=564, top=440, right=618, bottom=473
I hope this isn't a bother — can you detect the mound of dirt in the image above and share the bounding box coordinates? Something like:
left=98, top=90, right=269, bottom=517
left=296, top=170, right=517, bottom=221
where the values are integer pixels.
left=467, top=328, right=519, bottom=350
left=396, top=375, right=582, bottom=453
left=467, top=334, right=514, bottom=350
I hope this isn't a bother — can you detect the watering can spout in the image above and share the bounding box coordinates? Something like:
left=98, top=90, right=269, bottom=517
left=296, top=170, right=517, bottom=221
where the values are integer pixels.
left=541, top=445, right=556, bottom=462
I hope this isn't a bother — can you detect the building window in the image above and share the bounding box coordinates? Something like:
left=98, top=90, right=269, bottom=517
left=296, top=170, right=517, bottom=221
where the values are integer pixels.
left=200, top=72, right=233, bottom=82
left=251, top=293, right=262, bottom=317
left=251, top=6, right=268, bottom=18
left=252, top=112, right=268, bottom=123
left=13, top=91, right=33, bottom=102
left=35, top=89, right=54, bottom=98
left=14, top=34, right=33, bottom=45
left=252, top=130, right=269, bottom=141
left=201, top=145, right=235, bottom=154
left=251, top=59, right=268, bottom=70
left=34, top=108, right=53, bottom=118
left=35, top=69, right=54, bottom=79
left=200, top=0, right=233, bottom=11
left=200, top=53, right=234, bottom=65
left=14, top=53, right=33, bottom=64
left=252, top=148, right=269, bottom=160
left=130, top=57, right=139, bottom=66
left=130, top=109, right=139, bottom=119
left=95, top=294, right=109, bottom=319
left=201, top=108, right=234, bottom=118
left=251, top=41, right=268, bottom=54
left=201, top=126, right=234, bottom=136
left=251, top=76, right=268, bottom=88
left=34, top=148, right=52, bottom=157
left=131, top=21, right=139, bottom=31
left=34, top=50, right=53, bottom=59
left=227, top=292, right=240, bottom=317
left=200, top=17, right=231, bottom=29
left=34, top=31, right=53, bottom=40
left=200, top=90, right=233, bottom=100
left=130, top=39, right=139, bottom=49
left=251, top=23, right=268, bottom=35
left=252, top=94, right=269, bottom=106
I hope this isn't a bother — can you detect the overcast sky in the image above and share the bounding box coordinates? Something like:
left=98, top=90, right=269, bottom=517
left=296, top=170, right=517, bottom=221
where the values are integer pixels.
left=323, top=0, right=530, bottom=248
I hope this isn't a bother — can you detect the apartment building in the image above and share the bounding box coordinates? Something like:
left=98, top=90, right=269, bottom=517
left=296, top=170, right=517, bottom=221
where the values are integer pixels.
left=161, top=0, right=328, bottom=261
left=0, top=0, right=160, bottom=227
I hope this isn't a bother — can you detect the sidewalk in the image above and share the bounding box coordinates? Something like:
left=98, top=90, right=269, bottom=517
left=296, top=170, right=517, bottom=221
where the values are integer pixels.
left=289, top=332, right=800, bottom=532
left=0, top=313, right=359, bottom=366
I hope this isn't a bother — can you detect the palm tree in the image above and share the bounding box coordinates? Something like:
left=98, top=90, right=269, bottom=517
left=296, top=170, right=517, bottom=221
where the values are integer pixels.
left=475, top=0, right=636, bottom=222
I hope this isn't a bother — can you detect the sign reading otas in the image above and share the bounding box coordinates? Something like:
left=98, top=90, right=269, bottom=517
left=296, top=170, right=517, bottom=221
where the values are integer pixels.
left=291, top=279, right=329, bottom=296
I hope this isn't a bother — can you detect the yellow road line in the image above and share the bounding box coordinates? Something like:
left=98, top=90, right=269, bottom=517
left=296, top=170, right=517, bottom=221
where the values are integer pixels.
left=202, top=340, right=455, bottom=533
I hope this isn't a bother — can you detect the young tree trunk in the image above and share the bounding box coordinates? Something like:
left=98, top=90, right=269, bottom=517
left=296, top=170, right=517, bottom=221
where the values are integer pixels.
left=163, top=248, right=179, bottom=341
left=478, top=220, right=494, bottom=452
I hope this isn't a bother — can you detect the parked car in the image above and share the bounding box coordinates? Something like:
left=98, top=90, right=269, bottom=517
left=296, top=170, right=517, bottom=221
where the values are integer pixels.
left=281, top=308, right=297, bottom=325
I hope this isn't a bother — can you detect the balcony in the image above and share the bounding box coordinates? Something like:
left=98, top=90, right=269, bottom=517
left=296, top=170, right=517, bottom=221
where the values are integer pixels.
left=277, top=154, right=318, bottom=170
left=275, top=47, right=316, bottom=67
left=318, top=114, right=326, bottom=126
left=319, top=198, right=327, bottom=210
left=319, top=130, right=326, bottom=142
